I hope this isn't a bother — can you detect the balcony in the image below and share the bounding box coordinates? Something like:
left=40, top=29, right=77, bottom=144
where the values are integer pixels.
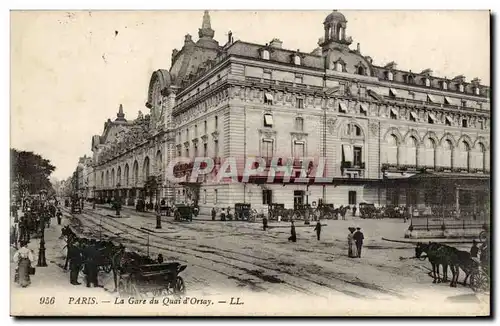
left=341, top=161, right=365, bottom=170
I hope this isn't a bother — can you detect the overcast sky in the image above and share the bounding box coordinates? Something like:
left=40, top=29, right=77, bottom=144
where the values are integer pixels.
left=10, top=10, right=490, bottom=180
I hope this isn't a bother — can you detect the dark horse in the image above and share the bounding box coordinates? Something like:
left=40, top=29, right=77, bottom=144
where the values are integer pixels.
left=415, top=242, right=450, bottom=284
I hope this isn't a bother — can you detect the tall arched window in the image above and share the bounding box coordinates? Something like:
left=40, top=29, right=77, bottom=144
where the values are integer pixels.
left=101, top=172, right=104, bottom=187
left=133, top=161, right=139, bottom=185
left=357, top=66, right=365, bottom=76
left=456, top=141, right=470, bottom=169
left=156, top=150, right=163, bottom=175
left=403, top=136, right=418, bottom=166
left=111, top=168, right=115, bottom=188
left=473, top=143, right=486, bottom=171
left=106, top=170, right=110, bottom=188
left=442, top=140, right=453, bottom=168
left=124, top=164, right=129, bottom=186
left=117, top=166, right=122, bottom=185
left=385, top=134, right=398, bottom=164
left=423, top=138, right=436, bottom=168
left=143, top=157, right=150, bottom=181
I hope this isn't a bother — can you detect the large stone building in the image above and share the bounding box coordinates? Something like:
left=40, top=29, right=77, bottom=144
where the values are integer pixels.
left=90, top=10, right=490, bottom=217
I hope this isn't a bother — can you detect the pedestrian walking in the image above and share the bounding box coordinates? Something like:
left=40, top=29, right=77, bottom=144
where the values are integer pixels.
left=288, top=221, right=297, bottom=242
left=352, top=205, right=357, bottom=217
left=347, top=227, right=358, bottom=258
left=13, top=241, right=35, bottom=288
left=56, top=208, right=62, bottom=225
left=211, top=207, right=216, bottom=221
left=470, top=240, right=479, bottom=258
left=353, top=227, right=364, bottom=258
left=157, top=254, right=164, bottom=264
left=68, top=240, right=82, bottom=285
left=314, top=220, right=322, bottom=241
left=263, top=216, right=268, bottom=231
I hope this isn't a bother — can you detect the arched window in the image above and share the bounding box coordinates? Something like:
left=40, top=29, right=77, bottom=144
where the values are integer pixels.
left=106, top=170, right=110, bottom=188
left=124, top=164, right=129, bottom=186
left=387, top=71, right=394, bottom=81
left=442, top=139, right=453, bottom=168
left=335, top=62, right=343, bottom=72
left=293, top=55, right=301, bottom=65
left=408, top=75, right=415, bottom=84
left=337, top=24, right=342, bottom=40
left=117, top=166, right=122, bottom=186
left=425, top=78, right=431, bottom=87
left=261, top=50, right=270, bottom=60
left=458, top=84, right=464, bottom=92
left=143, top=157, right=150, bottom=181
left=423, top=138, right=436, bottom=168
left=403, top=136, right=418, bottom=166
left=456, top=141, right=470, bottom=170
left=133, top=161, right=139, bottom=185
left=385, top=134, right=398, bottom=164
left=156, top=151, right=163, bottom=175
left=111, top=169, right=115, bottom=188
left=473, top=143, right=486, bottom=171
left=475, top=87, right=480, bottom=95
left=346, top=123, right=362, bottom=137
left=101, top=172, right=104, bottom=187
left=357, top=66, right=365, bottom=76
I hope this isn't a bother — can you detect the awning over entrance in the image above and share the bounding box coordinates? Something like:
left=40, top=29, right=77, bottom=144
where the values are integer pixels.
left=444, top=96, right=459, bottom=105
left=390, top=107, right=398, bottom=116
left=428, top=113, right=437, bottom=122
left=339, top=102, right=347, bottom=112
left=360, top=103, right=368, bottom=112
left=445, top=116, right=454, bottom=124
left=264, top=93, right=274, bottom=102
left=410, top=111, right=418, bottom=120
left=427, top=94, right=436, bottom=103
left=389, top=88, right=398, bottom=97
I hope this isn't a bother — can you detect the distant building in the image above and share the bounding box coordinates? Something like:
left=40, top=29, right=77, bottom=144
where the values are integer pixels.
left=89, top=10, right=490, bottom=217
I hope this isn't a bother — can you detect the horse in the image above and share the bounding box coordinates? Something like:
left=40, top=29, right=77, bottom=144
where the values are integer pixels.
left=439, top=244, right=478, bottom=287
left=433, top=244, right=461, bottom=287
left=415, top=242, right=450, bottom=284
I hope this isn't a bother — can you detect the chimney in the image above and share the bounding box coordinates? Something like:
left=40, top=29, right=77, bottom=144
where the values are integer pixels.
left=357, top=43, right=360, bottom=52
left=184, top=34, right=193, bottom=45
left=269, top=38, right=283, bottom=49
left=228, top=30, right=233, bottom=44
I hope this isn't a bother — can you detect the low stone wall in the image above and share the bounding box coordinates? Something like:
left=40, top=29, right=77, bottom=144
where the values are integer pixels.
left=404, top=228, right=482, bottom=239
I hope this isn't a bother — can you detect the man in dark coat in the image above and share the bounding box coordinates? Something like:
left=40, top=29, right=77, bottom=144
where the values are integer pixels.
left=353, top=227, right=364, bottom=258
left=211, top=207, right=216, bottom=221
left=68, top=240, right=82, bottom=285
left=84, top=239, right=100, bottom=287
left=288, top=221, right=297, bottom=242
left=56, top=208, right=62, bottom=225
left=470, top=240, right=479, bottom=258
left=263, top=216, right=268, bottom=231
left=314, top=220, right=322, bottom=241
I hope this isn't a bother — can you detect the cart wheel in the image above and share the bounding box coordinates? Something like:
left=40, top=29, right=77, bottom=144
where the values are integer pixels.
left=479, top=231, right=487, bottom=243
left=103, top=265, right=112, bottom=273
left=471, top=270, right=489, bottom=293
left=173, top=276, right=186, bottom=296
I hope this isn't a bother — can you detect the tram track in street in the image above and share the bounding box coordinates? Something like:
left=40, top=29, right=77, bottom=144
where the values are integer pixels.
left=72, top=209, right=324, bottom=297
left=71, top=208, right=406, bottom=299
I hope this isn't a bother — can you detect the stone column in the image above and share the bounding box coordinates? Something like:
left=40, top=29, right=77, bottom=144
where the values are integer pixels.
left=455, top=187, right=460, bottom=219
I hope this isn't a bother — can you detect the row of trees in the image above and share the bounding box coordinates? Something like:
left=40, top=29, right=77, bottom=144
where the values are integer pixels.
left=11, top=148, right=56, bottom=198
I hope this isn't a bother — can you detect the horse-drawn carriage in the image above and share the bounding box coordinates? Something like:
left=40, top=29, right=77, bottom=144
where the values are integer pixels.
left=118, top=262, right=187, bottom=298
left=173, top=204, right=193, bottom=222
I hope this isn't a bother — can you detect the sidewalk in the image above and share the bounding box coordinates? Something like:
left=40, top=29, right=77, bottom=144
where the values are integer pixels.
left=10, top=209, right=114, bottom=300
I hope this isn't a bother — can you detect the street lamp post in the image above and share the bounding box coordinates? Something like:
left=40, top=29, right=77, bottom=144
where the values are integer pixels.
left=93, top=186, right=96, bottom=209
left=115, top=183, right=121, bottom=217
left=37, top=190, right=48, bottom=267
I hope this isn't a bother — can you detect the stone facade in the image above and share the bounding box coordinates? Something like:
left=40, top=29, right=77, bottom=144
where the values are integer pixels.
left=87, top=11, right=490, bottom=215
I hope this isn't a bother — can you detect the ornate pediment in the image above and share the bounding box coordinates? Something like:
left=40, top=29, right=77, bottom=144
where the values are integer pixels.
left=201, top=134, right=209, bottom=143
left=290, top=132, right=309, bottom=141
left=183, top=141, right=190, bottom=148
left=258, top=129, right=277, bottom=139
left=192, top=138, right=199, bottom=144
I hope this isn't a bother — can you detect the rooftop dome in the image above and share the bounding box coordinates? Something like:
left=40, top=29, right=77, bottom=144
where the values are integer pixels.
left=324, top=10, right=347, bottom=24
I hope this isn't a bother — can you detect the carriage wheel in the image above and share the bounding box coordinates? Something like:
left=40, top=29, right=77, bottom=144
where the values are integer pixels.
left=479, top=231, right=487, bottom=243
left=471, top=270, right=489, bottom=293
left=103, top=264, right=112, bottom=273
left=173, top=276, right=186, bottom=296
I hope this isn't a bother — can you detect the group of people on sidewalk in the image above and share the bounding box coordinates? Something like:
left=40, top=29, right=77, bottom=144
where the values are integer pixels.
left=67, top=238, right=100, bottom=288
